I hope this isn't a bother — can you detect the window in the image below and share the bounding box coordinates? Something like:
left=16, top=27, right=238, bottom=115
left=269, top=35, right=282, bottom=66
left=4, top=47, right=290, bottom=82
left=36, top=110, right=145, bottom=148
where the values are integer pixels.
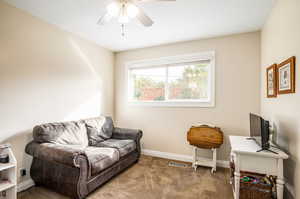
left=127, top=52, right=215, bottom=107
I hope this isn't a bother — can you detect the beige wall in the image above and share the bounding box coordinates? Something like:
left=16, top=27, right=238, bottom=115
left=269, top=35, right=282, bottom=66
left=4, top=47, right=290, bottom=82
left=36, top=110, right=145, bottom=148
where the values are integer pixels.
left=0, top=1, right=114, bottom=183
left=261, top=0, right=300, bottom=198
left=115, top=32, right=261, bottom=161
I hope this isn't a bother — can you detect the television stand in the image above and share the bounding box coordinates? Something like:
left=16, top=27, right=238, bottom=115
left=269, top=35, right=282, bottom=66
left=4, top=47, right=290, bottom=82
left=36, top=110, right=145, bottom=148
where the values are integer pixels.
left=230, top=136, right=289, bottom=199
left=256, top=148, right=278, bottom=154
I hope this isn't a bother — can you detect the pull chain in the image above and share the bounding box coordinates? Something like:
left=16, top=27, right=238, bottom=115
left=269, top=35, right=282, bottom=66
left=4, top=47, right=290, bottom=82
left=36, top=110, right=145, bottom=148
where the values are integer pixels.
left=121, top=24, right=125, bottom=37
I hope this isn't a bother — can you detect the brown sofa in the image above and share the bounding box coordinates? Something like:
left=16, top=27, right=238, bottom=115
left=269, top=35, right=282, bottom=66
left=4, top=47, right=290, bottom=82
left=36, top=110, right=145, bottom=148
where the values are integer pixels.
left=25, top=116, right=143, bottom=199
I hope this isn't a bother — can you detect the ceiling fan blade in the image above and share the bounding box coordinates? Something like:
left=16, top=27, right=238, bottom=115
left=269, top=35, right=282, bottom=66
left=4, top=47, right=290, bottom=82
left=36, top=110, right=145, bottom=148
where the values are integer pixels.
left=136, top=8, right=154, bottom=27
left=97, top=12, right=113, bottom=25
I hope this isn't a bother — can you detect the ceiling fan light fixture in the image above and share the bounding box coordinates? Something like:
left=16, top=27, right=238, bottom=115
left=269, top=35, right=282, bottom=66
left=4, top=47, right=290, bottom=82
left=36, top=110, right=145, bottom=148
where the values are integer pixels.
left=126, top=3, right=139, bottom=18
left=98, top=0, right=175, bottom=32
left=106, top=2, right=120, bottom=17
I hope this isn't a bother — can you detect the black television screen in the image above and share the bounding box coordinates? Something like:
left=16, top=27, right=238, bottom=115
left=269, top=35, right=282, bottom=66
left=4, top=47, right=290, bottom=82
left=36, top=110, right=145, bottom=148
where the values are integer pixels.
left=249, top=113, right=270, bottom=149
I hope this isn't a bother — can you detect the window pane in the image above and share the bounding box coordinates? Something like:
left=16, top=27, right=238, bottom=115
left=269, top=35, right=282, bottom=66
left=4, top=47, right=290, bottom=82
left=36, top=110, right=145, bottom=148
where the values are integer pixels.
left=168, top=63, right=209, bottom=100
left=130, top=67, right=166, bottom=101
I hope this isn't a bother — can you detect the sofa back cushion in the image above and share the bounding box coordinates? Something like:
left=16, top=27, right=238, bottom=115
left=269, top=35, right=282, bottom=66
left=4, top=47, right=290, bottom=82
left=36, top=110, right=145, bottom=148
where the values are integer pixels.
left=82, top=116, right=114, bottom=146
left=33, top=121, right=89, bottom=147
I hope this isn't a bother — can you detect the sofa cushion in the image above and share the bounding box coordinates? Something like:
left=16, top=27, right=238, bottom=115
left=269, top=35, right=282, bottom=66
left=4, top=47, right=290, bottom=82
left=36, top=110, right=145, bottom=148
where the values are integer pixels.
left=83, top=116, right=114, bottom=145
left=95, top=139, right=136, bottom=157
left=84, top=147, right=119, bottom=176
left=33, top=121, right=89, bottom=147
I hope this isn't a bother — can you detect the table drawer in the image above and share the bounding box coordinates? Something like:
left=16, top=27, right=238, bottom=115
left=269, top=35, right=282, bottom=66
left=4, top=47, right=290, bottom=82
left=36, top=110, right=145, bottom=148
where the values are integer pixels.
left=239, top=154, right=277, bottom=176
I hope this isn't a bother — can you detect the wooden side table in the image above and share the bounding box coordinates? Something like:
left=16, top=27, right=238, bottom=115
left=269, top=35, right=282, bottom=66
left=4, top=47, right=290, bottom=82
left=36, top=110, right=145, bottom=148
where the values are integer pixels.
left=187, top=125, right=223, bottom=173
left=229, top=136, right=289, bottom=199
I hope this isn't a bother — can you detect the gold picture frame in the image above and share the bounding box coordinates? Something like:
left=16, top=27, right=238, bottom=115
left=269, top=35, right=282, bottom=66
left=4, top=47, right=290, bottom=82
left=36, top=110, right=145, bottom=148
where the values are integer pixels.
left=277, top=56, right=296, bottom=94
left=267, top=64, right=277, bottom=98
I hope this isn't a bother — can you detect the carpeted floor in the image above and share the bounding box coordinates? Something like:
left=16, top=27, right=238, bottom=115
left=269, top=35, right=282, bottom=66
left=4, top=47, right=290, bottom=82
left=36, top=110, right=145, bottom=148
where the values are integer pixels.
left=18, top=155, right=233, bottom=199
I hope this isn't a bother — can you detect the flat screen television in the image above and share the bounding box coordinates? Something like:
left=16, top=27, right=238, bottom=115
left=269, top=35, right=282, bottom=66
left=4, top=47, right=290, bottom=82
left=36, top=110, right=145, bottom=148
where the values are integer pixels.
left=249, top=113, right=270, bottom=150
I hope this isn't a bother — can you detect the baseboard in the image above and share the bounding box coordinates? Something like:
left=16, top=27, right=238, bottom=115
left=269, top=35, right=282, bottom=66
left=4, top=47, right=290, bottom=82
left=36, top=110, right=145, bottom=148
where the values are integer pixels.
left=142, top=149, right=229, bottom=168
left=285, top=182, right=295, bottom=199
left=17, top=178, right=35, bottom=192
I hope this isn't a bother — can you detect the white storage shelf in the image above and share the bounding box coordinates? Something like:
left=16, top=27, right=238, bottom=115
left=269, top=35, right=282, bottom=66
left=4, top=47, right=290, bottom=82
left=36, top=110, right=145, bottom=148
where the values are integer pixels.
left=0, top=181, right=15, bottom=192
left=0, top=147, right=17, bottom=199
left=0, top=163, right=15, bottom=172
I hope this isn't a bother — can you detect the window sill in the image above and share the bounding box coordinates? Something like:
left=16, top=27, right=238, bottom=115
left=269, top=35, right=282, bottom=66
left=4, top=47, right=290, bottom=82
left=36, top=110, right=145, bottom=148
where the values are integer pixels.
left=127, top=101, right=215, bottom=108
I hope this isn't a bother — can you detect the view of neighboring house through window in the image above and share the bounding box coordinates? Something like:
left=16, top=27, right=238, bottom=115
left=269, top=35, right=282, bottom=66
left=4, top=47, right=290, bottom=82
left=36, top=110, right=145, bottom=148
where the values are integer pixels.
left=127, top=52, right=215, bottom=107
left=167, top=63, right=208, bottom=100
left=130, top=66, right=166, bottom=101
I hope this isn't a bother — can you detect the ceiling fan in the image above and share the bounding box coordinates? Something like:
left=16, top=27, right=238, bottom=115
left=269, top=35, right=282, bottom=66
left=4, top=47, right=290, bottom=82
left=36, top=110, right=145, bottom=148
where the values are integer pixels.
left=97, top=0, right=176, bottom=35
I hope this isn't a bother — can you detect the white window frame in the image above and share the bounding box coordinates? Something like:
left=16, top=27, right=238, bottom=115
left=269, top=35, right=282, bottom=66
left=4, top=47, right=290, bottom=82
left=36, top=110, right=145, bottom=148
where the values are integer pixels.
left=126, top=51, right=215, bottom=107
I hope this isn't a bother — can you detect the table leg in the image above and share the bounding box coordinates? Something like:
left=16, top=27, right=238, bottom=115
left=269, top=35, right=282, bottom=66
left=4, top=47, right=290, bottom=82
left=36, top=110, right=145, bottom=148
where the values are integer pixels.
left=234, top=171, right=240, bottom=199
left=211, top=148, right=217, bottom=173
left=277, top=159, right=284, bottom=199
left=276, top=179, right=284, bottom=199
left=234, top=153, right=240, bottom=199
left=193, top=146, right=197, bottom=171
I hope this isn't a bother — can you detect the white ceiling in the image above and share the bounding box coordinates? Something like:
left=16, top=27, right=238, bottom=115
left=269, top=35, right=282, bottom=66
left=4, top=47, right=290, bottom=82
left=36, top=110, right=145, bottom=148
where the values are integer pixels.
left=4, top=0, right=275, bottom=52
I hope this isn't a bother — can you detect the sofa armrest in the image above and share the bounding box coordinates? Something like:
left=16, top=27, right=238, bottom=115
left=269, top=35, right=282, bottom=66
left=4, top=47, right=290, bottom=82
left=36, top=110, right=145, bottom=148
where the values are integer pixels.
left=25, top=141, right=87, bottom=168
left=112, top=127, right=143, bottom=155
left=112, top=127, right=143, bottom=141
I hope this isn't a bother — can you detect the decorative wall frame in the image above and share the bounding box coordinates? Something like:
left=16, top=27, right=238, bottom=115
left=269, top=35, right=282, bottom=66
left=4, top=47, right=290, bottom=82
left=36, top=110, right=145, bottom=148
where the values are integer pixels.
left=277, top=56, right=296, bottom=94
left=266, top=64, right=277, bottom=98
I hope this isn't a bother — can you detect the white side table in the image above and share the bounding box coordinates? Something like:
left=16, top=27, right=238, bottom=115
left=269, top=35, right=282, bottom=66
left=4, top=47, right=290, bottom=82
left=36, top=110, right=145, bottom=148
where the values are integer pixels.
left=192, top=146, right=217, bottom=173
left=229, top=136, right=289, bottom=199
left=0, top=145, right=17, bottom=199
